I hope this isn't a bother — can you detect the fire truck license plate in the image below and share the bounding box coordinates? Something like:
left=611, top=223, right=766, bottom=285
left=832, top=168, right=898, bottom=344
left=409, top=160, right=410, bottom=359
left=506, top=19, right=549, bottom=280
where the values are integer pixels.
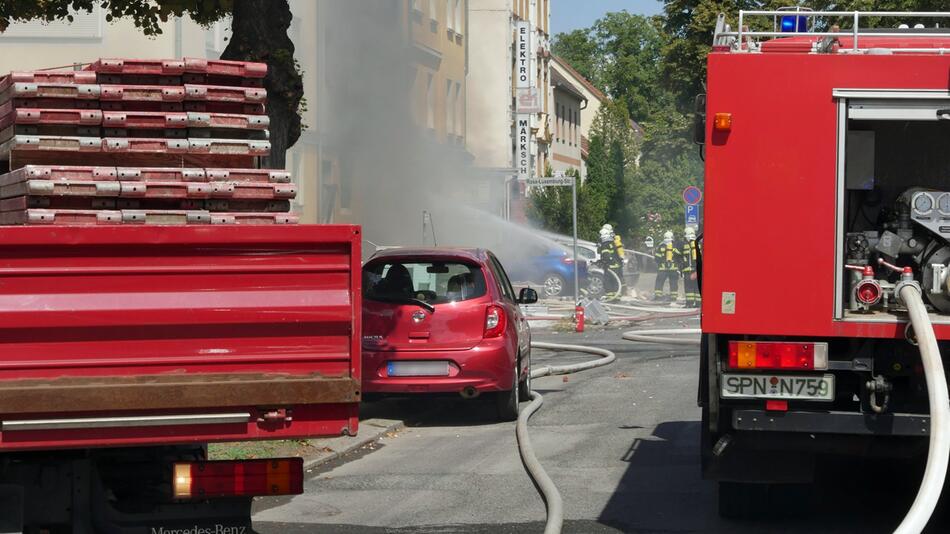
left=721, top=374, right=835, bottom=401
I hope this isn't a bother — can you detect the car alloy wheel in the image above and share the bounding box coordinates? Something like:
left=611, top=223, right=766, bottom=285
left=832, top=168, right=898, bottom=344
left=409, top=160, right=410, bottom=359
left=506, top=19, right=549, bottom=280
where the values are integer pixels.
left=543, top=273, right=565, bottom=298
left=587, top=272, right=605, bottom=297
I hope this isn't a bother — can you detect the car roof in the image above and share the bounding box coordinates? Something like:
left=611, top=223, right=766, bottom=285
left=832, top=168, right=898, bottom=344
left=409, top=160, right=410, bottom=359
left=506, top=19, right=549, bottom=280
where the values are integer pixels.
left=367, top=247, right=487, bottom=264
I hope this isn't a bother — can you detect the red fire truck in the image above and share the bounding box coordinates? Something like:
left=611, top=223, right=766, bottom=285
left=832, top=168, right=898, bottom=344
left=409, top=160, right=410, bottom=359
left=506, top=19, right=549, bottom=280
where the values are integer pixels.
left=697, top=10, right=950, bottom=518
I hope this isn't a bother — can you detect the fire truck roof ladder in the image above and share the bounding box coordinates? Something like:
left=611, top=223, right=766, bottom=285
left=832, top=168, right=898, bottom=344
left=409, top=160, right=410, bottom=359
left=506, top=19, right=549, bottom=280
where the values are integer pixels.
left=713, top=9, right=950, bottom=54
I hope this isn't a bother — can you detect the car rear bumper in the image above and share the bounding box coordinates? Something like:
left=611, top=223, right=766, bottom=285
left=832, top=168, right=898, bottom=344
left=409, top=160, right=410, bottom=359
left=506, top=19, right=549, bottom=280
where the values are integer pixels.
left=362, top=338, right=515, bottom=394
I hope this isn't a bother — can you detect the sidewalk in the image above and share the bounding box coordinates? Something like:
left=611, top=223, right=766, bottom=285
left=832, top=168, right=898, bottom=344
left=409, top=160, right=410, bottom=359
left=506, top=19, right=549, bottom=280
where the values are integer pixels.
left=209, top=401, right=426, bottom=469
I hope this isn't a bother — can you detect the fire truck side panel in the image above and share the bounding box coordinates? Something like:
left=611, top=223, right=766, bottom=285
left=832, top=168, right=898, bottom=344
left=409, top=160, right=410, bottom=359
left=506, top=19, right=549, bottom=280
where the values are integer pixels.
left=702, top=51, right=950, bottom=340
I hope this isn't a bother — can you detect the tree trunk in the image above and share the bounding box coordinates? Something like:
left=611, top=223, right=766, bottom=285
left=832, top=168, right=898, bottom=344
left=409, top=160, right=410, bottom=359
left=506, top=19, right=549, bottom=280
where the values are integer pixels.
left=221, top=0, right=302, bottom=169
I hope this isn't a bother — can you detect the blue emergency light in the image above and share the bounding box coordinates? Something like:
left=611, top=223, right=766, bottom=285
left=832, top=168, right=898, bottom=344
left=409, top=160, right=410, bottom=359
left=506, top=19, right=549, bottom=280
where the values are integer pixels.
left=780, top=15, right=808, bottom=32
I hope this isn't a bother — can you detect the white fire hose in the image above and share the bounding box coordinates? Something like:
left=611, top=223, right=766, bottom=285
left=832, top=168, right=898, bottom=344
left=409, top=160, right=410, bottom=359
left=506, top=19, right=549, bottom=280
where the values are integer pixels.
left=518, top=308, right=696, bottom=533
left=518, top=342, right=616, bottom=534
left=621, top=328, right=702, bottom=345
left=895, top=286, right=949, bottom=534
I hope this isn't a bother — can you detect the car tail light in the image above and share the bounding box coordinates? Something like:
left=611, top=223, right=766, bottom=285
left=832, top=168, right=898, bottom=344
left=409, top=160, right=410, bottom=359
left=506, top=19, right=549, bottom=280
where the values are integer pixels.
left=561, top=256, right=574, bottom=264
left=484, top=305, right=507, bottom=338
left=173, top=458, right=304, bottom=499
left=727, top=341, right=828, bottom=370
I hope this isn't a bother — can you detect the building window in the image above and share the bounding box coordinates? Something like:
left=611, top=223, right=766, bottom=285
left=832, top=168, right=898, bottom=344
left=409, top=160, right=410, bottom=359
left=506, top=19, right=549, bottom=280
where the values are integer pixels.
left=411, top=0, right=422, bottom=13
left=446, top=0, right=454, bottom=32
left=455, top=0, right=462, bottom=35
left=454, top=82, right=462, bottom=137
left=446, top=79, right=454, bottom=135
left=426, top=73, right=435, bottom=130
left=429, top=0, right=437, bottom=20
left=573, top=108, right=578, bottom=146
left=569, top=107, right=573, bottom=146
left=559, top=105, right=564, bottom=144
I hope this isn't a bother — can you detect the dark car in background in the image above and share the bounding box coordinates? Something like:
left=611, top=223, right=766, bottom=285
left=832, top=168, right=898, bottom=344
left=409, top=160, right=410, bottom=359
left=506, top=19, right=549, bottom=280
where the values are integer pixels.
left=361, top=248, right=537, bottom=421
left=500, top=243, right=588, bottom=299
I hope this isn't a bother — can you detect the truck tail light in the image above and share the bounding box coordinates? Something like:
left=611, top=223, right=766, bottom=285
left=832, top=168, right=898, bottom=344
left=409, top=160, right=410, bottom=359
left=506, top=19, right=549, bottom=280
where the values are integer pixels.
left=727, top=341, right=828, bottom=370
left=484, top=305, right=507, bottom=338
left=173, top=458, right=303, bottom=499
left=713, top=112, right=732, bottom=131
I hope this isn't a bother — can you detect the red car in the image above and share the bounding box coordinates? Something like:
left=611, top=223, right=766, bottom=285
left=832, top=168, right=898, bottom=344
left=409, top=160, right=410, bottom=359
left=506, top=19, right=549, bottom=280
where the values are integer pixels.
left=361, top=248, right=537, bottom=421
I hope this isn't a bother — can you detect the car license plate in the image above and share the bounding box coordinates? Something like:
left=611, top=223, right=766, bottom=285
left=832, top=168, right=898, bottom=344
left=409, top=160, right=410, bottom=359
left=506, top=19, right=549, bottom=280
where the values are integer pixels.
left=721, top=373, right=835, bottom=401
left=387, top=361, right=450, bottom=377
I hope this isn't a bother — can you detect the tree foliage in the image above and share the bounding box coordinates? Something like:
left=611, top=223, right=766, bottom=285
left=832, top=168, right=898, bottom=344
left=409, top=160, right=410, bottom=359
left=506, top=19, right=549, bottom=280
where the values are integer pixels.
left=0, top=0, right=302, bottom=167
left=551, top=11, right=702, bottom=245
left=552, top=11, right=668, bottom=123
left=661, top=0, right=950, bottom=110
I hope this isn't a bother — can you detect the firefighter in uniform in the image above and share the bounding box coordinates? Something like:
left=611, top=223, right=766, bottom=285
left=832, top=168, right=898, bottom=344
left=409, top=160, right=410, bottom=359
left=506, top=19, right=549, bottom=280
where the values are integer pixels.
left=601, top=224, right=624, bottom=277
left=682, top=227, right=701, bottom=308
left=599, top=225, right=623, bottom=298
left=654, top=230, right=680, bottom=302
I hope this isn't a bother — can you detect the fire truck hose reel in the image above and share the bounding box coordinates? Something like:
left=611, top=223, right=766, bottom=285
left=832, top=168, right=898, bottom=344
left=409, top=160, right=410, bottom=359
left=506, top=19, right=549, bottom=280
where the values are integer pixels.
left=894, top=285, right=949, bottom=534
left=519, top=342, right=617, bottom=534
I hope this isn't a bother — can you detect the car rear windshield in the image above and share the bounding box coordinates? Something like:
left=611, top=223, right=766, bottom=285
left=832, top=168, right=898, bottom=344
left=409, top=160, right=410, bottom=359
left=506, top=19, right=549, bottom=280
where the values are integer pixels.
left=364, top=261, right=487, bottom=304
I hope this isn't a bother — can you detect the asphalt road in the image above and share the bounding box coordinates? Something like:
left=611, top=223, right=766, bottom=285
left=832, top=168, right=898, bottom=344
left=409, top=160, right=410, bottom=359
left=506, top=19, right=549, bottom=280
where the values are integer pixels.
left=251, top=317, right=950, bottom=533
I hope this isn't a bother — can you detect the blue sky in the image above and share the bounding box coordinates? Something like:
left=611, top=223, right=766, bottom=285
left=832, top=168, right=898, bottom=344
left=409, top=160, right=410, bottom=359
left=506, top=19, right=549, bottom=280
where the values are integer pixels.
left=551, top=0, right=664, bottom=36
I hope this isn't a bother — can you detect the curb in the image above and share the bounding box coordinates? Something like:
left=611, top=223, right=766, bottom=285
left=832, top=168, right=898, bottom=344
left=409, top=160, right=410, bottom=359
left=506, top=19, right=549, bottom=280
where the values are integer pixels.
left=301, top=418, right=407, bottom=471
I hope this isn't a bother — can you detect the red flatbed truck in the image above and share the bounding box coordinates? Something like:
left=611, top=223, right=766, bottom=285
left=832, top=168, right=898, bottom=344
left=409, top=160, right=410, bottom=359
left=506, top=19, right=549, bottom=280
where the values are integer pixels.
left=0, top=224, right=362, bottom=532
left=697, top=10, right=950, bottom=517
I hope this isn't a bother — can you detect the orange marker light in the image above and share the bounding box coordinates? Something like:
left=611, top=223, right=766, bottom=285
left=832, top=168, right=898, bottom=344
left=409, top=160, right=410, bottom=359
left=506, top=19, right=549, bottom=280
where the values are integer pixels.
left=713, top=112, right=732, bottom=131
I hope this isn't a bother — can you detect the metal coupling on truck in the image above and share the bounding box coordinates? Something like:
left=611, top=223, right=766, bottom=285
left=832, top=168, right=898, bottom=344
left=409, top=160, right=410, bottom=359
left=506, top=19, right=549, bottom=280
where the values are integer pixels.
left=866, top=375, right=893, bottom=414
left=877, top=259, right=922, bottom=306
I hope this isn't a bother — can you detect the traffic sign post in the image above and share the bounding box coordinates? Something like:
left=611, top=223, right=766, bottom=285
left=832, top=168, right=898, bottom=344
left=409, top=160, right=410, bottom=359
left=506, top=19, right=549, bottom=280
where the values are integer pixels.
left=685, top=204, right=699, bottom=225
left=527, top=173, right=580, bottom=308
left=683, top=186, right=702, bottom=228
left=683, top=186, right=703, bottom=206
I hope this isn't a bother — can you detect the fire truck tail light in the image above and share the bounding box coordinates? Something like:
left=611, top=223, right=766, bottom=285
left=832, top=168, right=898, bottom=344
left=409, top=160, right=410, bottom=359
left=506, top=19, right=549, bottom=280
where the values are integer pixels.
left=713, top=113, right=732, bottom=131
left=173, top=458, right=304, bottom=499
left=727, top=341, right=828, bottom=370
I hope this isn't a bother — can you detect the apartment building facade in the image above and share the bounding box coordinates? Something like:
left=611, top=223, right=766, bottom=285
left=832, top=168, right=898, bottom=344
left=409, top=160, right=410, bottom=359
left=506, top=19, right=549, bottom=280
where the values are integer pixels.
left=467, top=0, right=551, bottom=221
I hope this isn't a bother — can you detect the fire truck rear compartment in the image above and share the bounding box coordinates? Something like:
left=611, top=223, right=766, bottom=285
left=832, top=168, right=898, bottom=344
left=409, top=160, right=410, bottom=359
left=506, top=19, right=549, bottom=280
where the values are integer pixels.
left=839, top=97, right=950, bottom=324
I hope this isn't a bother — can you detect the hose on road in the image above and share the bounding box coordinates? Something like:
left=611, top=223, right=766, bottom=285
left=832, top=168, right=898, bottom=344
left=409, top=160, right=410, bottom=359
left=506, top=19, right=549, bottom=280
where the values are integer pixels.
left=621, top=328, right=702, bottom=346
left=518, top=342, right=616, bottom=534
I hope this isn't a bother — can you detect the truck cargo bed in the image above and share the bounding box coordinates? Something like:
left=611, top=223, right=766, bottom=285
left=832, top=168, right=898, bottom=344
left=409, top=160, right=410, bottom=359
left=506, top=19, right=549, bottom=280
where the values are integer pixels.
left=0, top=224, right=362, bottom=451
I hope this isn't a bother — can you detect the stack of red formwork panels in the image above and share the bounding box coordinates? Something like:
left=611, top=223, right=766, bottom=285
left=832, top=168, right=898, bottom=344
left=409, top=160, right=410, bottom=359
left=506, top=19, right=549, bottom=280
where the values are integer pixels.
left=0, top=58, right=299, bottom=225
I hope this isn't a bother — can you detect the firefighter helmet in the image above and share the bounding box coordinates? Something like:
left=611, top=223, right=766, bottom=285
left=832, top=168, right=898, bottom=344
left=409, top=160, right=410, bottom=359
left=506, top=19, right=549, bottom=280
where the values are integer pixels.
left=663, top=230, right=674, bottom=242
left=685, top=227, right=696, bottom=241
